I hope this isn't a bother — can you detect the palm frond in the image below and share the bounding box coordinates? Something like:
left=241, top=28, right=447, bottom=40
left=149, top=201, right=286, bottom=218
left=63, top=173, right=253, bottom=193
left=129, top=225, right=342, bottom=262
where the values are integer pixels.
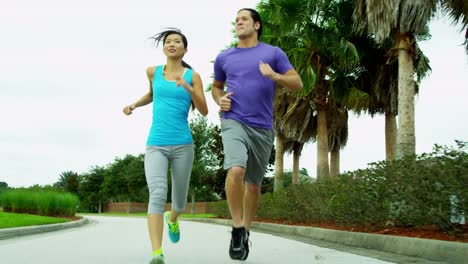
left=414, top=44, right=432, bottom=83
left=342, top=87, right=369, bottom=116
left=439, top=0, right=468, bottom=53
left=399, top=0, right=438, bottom=34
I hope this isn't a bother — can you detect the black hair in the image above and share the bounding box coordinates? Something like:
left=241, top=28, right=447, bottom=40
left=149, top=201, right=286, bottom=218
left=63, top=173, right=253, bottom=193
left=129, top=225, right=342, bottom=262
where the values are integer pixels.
left=238, top=8, right=263, bottom=39
left=150, top=27, right=192, bottom=69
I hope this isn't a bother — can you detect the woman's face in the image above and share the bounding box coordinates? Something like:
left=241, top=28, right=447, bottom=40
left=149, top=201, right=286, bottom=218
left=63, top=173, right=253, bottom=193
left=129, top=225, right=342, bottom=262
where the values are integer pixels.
left=163, top=33, right=186, bottom=58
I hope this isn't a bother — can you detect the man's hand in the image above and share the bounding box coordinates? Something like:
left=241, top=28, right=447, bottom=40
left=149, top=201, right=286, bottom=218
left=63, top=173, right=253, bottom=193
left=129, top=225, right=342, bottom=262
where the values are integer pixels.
left=259, top=61, right=278, bottom=80
left=219, top=92, right=234, bottom=112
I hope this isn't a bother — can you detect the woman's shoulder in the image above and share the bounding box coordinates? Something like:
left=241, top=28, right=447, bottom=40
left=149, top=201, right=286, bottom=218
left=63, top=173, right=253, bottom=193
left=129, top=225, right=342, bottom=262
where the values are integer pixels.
left=146, top=65, right=163, bottom=78
left=188, top=68, right=201, bottom=79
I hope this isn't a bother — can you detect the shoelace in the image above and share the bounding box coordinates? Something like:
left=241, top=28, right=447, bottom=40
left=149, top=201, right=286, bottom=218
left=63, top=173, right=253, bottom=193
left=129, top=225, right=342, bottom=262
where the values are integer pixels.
left=169, top=221, right=179, bottom=233
left=247, top=239, right=252, bottom=248
left=245, top=233, right=252, bottom=248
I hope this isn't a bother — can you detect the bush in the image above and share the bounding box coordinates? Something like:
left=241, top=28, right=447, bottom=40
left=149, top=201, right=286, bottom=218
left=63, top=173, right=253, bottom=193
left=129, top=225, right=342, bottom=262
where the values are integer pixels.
left=211, top=141, right=467, bottom=231
left=1, top=189, right=79, bottom=217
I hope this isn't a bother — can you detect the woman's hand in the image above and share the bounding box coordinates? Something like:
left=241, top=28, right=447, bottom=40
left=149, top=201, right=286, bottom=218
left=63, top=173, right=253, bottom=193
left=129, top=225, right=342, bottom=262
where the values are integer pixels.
left=176, top=76, right=193, bottom=94
left=123, top=104, right=136, bottom=115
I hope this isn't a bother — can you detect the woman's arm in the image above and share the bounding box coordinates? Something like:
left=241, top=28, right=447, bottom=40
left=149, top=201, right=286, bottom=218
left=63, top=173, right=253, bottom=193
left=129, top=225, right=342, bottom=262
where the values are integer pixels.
left=176, top=71, right=208, bottom=116
left=123, top=66, right=155, bottom=115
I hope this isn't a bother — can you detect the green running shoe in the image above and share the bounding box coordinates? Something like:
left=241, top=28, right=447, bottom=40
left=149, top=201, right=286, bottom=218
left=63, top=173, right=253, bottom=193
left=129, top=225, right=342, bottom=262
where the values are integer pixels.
left=149, top=254, right=165, bottom=264
left=164, top=211, right=180, bottom=243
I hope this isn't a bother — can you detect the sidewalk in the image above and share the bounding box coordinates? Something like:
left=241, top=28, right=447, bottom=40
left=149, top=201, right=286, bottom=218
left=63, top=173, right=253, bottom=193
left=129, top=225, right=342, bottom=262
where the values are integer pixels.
left=1, top=216, right=466, bottom=263
left=186, top=218, right=468, bottom=264
left=0, top=216, right=392, bottom=264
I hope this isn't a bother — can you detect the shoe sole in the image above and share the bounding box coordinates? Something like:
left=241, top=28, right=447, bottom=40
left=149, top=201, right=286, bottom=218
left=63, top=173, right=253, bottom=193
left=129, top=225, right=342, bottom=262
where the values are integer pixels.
left=229, top=252, right=247, bottom=261
left=149, top=258, right=165, bottom=264
left=229, top=247, right=247, bottom=260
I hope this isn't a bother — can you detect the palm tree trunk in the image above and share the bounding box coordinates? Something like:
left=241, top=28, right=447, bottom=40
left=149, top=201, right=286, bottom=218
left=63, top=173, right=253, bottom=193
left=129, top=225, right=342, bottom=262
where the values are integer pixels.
left=190, top=190, right=195, bottom=214
left=396, top=34, right=416, bottom=159
left=292, top=149, right=300, bottom=185
left=385, top=112, right=397, bottom=161
left=274, top=136, right=285, bottom=191
left=330, top=148, right=340, bottom=178
left=317, top=109, right=330, bottom=178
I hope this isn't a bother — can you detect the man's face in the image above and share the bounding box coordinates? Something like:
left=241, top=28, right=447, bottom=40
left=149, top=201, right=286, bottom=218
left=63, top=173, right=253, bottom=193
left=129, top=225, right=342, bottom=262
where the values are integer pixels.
left=235, top=10, right=259, bottom=40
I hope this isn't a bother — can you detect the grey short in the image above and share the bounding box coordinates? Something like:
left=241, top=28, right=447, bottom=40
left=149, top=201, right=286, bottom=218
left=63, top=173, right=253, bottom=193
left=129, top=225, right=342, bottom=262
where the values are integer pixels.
left=145, top=144, right=194, bottom=214
left=221, top=118, right=275, bottom=185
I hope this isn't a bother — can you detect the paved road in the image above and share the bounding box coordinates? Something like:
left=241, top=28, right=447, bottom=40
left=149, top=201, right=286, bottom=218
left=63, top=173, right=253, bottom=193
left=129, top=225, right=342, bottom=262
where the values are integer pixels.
left=0, top=215, right=394, bottom=264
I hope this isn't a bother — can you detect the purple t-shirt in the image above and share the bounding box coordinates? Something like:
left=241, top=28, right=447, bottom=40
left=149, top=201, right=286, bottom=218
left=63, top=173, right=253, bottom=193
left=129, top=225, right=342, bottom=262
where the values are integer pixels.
left=214, top=42, right=293, bottom=129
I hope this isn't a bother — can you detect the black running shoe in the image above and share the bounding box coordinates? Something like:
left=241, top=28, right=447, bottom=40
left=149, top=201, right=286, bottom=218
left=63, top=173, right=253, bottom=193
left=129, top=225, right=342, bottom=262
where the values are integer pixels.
left=240, top=231, right=250, bottom=261
left=229, top=226, right=248, bottom=260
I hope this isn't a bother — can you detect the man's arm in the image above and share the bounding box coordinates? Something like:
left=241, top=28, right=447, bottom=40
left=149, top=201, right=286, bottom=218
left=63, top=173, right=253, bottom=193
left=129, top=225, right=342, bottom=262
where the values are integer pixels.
left=212, top=80, right=233, bottom=112
left=212, top=80, right=225, bottom=105
left=259, top=63, right=303, bottom=91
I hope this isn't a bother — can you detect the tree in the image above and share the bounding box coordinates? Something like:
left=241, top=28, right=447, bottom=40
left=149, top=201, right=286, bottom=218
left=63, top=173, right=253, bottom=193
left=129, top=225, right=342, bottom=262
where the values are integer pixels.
left=0, top=181, right=8, bottom=206
left=327, top=105, right=348, bottom=177
left=273, top=87, right=316, bottom=190
left=207, top=125, right=228, bottom=199
left=353, top=0, right=467, bottom=158
left=259, top=0, right=360, bottom=178
left=123, top=154, right=147, bottom=202
left=0, top=181, right=8, bottom=189
left=55, top=171, right=79, bottom=195
left=102, top=155, right=139, bottom=202
left=78, top=166, right=106, bottom=213
left=189, top=115, right=224, bottom=206
left=345, top=34, right=431, bottom=161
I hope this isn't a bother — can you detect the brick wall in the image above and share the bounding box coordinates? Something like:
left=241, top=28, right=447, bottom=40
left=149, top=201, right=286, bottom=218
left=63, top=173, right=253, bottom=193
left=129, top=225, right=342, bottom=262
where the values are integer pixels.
left=104, top=201, right=218, bottom=214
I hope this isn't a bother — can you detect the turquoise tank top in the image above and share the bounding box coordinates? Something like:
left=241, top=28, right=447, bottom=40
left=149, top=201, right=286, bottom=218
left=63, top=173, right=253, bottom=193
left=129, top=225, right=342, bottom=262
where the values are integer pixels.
left=146, top=65, right=193, bottom=146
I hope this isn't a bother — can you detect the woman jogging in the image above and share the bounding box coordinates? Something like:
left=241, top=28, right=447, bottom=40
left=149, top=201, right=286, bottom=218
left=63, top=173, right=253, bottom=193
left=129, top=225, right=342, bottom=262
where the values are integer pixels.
left=123, top=28, right=208, bottom=264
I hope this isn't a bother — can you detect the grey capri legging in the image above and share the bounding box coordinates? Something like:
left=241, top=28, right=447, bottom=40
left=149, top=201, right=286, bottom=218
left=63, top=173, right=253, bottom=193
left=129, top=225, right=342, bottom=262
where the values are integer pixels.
left=144, top=144, right=194, bottom=215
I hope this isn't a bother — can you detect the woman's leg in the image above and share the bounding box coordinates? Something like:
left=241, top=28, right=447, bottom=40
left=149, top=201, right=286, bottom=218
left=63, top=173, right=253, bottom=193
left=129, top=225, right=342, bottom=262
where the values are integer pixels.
left=145, top=146, right=169, bottom=252
left=169, top=144, right=194, bottom=221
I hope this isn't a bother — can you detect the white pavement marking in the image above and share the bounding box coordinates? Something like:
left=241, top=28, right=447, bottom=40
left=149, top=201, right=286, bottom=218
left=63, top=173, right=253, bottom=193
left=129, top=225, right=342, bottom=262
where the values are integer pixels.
left=0, top=216, right=394, bottom=263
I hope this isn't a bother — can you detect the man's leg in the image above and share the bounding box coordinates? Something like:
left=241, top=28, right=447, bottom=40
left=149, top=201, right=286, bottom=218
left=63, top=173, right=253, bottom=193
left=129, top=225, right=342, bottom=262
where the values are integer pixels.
left=225, top=166, right=246, bottom=228
left=243, top=182, right=261, bottom=231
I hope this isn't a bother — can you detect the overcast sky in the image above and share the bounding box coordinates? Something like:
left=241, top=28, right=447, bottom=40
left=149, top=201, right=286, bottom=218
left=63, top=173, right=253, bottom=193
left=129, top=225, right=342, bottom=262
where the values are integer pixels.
left=1, top=0, right=467, bottom=188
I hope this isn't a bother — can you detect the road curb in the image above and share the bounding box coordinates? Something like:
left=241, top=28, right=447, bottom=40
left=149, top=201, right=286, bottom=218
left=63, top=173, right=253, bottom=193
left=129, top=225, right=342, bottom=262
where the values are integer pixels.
left=0, top=217, right=89, bottom=240
left=185, top=218, right=468, bottom=264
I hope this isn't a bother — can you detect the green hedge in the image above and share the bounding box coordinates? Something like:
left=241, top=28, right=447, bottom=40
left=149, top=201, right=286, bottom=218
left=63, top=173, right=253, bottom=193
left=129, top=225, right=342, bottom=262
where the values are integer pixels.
left=210, top=142, right=467, bottom=231
left=1, top=189, right=79, bottom=217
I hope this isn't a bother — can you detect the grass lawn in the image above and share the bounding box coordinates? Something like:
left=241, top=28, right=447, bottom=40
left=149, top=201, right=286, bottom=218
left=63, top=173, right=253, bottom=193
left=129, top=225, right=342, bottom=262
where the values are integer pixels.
left=81, top=212, right=218, bottom=219
left=0, top=212, right=70, bottom=229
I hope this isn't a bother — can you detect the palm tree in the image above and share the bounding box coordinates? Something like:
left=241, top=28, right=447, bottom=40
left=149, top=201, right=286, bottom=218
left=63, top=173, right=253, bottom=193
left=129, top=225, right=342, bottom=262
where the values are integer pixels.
left=55, top=171, right=79, bottom=194
left=353, top=0, right=467, bottom=158
left=326, top=104, right=348, bottom=177
left=342, top=30, right=430, bottom=161
left=273, top=87, right=315, bottom=190
left=259, top=0, right=359, bottom=178
left=285, top=140, right=306, bottom=184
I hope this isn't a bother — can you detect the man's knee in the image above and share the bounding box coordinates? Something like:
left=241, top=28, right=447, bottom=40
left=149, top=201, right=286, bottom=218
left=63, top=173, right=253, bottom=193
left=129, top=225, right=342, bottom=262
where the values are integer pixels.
left=245, top=183, right=261, bottom=194
left=227, top=166, right=246, bottom=183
